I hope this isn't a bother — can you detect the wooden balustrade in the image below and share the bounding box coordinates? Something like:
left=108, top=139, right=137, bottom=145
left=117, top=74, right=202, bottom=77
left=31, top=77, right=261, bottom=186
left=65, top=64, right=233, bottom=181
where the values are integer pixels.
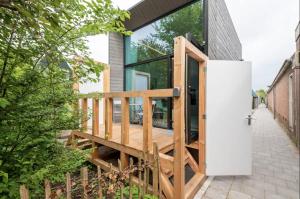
left=78, top=88, right=180, bottom=153
left=103, top=88, right=180, bottom=153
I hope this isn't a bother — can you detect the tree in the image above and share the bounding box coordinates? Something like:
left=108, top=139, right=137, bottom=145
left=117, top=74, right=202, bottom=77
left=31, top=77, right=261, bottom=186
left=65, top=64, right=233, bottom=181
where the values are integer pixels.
left=256, top=89, right=266, bottom=103
left=0, top=0, right=130, bottom=197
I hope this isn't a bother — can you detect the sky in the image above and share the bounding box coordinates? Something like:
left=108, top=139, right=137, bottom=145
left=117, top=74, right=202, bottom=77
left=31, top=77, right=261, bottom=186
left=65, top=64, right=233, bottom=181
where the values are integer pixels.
left=87, top=0, right=299, bottom=91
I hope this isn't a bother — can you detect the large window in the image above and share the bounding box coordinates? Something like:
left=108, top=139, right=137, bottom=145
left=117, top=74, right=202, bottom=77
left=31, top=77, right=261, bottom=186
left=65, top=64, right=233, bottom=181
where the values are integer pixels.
left=125, top=59, right=170, bottom=128
left=124, top=0, right=204, bottom=128
left=125, top=0, right=204, bottom=65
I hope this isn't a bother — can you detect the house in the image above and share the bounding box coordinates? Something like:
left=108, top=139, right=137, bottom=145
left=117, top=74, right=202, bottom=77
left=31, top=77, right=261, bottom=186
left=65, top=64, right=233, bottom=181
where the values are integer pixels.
left=109, top=0, right=242, bottom=130
left=267, top=21, right=300, bottom=148
left=70, top=1, right=253, bottom=198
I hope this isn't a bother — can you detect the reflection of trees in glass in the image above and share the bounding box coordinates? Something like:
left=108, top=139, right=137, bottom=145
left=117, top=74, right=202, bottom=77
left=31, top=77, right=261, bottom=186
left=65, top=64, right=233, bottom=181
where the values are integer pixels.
left=126, top=1, right=203, bottom=64
left=133, top=59, right=168, bottom=89
left=136, top=37, right=167, bottom=62
left=152, top=1, right=203, bottom=52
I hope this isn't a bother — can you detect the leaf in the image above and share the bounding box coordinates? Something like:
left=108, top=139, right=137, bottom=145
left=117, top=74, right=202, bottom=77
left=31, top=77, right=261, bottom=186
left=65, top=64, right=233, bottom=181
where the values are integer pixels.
left=0, top=98, right=10, bottom=108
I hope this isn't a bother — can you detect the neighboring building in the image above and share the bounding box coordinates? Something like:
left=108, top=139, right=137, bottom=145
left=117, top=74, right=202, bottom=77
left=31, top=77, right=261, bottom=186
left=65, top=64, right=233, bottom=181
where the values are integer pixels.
left=108, top=0, right=241, bottom=130
left=267, top=21, right=300, bottom=148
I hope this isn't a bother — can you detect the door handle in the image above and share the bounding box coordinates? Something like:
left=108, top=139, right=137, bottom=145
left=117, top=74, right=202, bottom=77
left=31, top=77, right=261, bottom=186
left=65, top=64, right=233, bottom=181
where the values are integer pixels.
left=245, top=115, right=255, bottom=125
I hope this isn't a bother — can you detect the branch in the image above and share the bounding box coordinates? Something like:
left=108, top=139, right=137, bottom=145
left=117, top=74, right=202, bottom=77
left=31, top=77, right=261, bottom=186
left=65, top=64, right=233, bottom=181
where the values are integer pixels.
left=0, top=23, right=15, bottom=92
left=0, top=0, right=16, bottom=11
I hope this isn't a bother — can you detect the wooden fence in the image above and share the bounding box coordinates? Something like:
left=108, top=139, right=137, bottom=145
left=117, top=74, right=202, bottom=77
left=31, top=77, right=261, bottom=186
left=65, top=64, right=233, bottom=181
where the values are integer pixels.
left=20, top=143, right=161, bottom=199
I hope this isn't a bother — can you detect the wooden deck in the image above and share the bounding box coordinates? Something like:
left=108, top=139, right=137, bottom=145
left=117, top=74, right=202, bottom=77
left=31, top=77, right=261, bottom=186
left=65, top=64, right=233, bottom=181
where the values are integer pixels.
left=70, top=37, right=208, bottom=199
left=83, top=124, right=173, bottom=153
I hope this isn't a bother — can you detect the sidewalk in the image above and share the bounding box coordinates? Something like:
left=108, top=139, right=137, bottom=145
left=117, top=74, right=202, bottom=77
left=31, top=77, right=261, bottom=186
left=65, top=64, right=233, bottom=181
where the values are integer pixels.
left=198, top=105, right=299, bottom=199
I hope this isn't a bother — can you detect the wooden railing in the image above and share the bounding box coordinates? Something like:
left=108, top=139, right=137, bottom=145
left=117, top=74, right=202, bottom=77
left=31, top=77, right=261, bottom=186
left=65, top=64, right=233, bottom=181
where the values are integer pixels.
left=78, top=88, right=180, bottom=153
left=103, top=88, right=180, bottom=153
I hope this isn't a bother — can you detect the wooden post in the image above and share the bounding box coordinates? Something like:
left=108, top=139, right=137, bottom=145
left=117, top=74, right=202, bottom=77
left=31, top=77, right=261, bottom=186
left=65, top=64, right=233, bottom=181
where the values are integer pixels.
left=138, top=157, right=143, bottom=199
left=121, top=97, right=129, bottom=145
left=97, top=166, right=103, bottom=199
left=20, top=185, right=29, bottom=199
left=92, top=98, right=99, bottom=136
left=81, top=98, right=88, bottom=132
left=44, top=180, right=51, bottom=199
left=152, top=143, right=159, bottom=197
left=129, top=158, right=133, bottom=199
left=91, top=141, right=98, bottom=159
left=118, top=159, right=124, bottom=199
left=81, top=167, right=88, bottom=199
left=121, top=97, right=129, bottom=169
left=105, top=98, right=113, bottom=140
left=66, top=173, right=72, bottom=199
left=173, top=36, right=186, bottom=199
left=199, top=62, right=207, bottom=174
left=143, top=97, right=152, bottom=152
left=102, top=66, right=110, bottom=124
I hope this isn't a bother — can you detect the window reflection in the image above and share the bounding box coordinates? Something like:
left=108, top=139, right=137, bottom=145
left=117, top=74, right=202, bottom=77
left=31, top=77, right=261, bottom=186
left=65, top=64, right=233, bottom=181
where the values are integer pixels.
left=125, top=59, right=169, bottom=128
left=125, top=1, right=203, bottom=65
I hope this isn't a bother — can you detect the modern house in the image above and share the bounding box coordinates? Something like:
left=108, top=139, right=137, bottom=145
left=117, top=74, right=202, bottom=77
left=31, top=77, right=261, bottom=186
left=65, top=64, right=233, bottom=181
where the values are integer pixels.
left=70, top=1, right=252, bottom=198
left=267, top=21, right=300, bottom=148
left=109, top=0, right=242, bottom=130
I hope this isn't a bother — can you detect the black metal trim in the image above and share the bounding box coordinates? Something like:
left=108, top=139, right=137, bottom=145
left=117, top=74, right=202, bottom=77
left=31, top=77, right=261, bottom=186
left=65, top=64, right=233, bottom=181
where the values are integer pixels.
left=203, top=0, right=209, bottom=55
left=185, top=32, right=205, bottom=52
left=124, top=54, right=172, bottom=68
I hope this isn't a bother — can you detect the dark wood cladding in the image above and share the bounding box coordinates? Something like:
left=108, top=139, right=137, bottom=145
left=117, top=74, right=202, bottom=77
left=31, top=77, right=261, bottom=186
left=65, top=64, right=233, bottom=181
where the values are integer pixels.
left=124, top=0, right=194, bottom=31
left=207, top=0, right=242, bottom=60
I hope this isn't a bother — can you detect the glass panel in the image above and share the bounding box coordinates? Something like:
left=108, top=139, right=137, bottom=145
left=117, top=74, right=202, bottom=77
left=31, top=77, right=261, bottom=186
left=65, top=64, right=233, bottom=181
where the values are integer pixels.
left=125, top=59, right=169, bottom=128
left=125, top=0, right=204, bottom=65
left=186, top=57, right=199, bottom=144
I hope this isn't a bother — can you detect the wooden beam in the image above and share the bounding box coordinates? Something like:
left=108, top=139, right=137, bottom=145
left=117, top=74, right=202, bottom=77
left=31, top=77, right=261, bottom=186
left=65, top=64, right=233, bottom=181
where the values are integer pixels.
left=143, top=97, right=153, bottom=152
left=184, top=38, right=208, bottom=63
left=72, top=131, right=143, bottom=158
left=185, top=148, right=199, bottom=173
left=184, top=173, right=206, bottom=199
left=121, top=97, right=129, bottom=145
left=104, top=88, right=180, bottom=98
left=121, top=97, right=130, bottom=169
left=173, top=36, right=186, bottom=199
left=160, top=173, right=174, bottom=199
left=92, top=98, right=99, bottom=136
left=103, top=66, right=110, bottom=124
left=105, top=98, right=113, bottom=140
left=199, top=62, right=207, bottom=174
left=81, top=98, right=88, bottom=132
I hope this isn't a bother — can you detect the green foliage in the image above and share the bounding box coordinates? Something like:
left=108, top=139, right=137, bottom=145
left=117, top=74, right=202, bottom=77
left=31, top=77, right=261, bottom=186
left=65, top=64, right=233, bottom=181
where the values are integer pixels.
left=256, top=89, right=266, bottom=103
left=0, top=0, right=130, bottom=198
left=115, top=186, right=158, bottom=199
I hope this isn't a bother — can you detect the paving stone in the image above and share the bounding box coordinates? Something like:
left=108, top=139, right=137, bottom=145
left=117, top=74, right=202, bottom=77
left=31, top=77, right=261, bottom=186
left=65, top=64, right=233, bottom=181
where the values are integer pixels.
left=276, top=187, right=300, bottom=199
left=240, top=185, right=264, bottom=199
left=227, top=190, right=251, bottom=199
left=204, top=187, right=227, bottom=199
left=265, top=192, right=290, bottom=199
left=195, top=105, right=299, bottom=199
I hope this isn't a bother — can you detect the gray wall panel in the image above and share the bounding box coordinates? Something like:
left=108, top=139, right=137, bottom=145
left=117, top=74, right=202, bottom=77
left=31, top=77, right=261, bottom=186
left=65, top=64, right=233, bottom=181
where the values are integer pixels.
left=108, top=32, right=124, bottom=91
left=207, top=0, right=242, bottom=60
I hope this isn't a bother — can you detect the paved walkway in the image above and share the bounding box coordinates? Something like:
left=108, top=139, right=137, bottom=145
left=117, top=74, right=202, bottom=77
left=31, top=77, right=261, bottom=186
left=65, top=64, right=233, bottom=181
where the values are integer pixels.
left=198, top=105, right=299, bottom=199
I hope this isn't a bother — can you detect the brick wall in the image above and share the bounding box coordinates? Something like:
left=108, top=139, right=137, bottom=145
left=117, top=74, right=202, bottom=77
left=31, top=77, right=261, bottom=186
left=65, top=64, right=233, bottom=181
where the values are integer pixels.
left=274, top=69, right=291, bottom=126
left=267, top=89, right=274, bottom=112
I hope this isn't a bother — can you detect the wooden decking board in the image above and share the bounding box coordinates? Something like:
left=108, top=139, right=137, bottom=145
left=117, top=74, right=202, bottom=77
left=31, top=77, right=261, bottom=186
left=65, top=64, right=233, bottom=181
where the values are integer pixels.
left=77, top=123, right=173, bottom=153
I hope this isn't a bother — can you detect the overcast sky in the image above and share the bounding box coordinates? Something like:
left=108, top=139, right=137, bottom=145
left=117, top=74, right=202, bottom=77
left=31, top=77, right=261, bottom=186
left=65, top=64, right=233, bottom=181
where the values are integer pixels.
left=87, top=0, right=299, bottom=91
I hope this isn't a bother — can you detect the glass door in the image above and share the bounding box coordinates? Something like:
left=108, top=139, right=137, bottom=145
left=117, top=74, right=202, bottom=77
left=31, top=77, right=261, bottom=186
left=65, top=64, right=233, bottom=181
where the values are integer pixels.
left=186, top=56, right=199, bottom=144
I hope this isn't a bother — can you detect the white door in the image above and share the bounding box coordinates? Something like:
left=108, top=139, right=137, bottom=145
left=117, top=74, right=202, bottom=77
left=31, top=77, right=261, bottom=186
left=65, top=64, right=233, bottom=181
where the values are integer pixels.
left=206, top=60, right=252, bottom=176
